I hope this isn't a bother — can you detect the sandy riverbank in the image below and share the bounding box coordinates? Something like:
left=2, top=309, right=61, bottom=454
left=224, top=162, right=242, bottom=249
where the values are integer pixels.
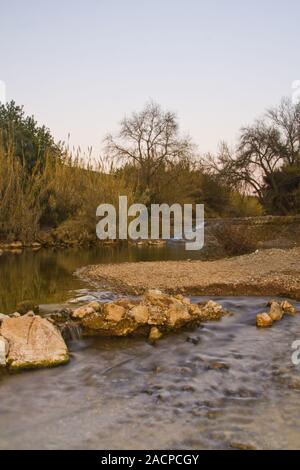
left=79, top=248, right=300, bottom=300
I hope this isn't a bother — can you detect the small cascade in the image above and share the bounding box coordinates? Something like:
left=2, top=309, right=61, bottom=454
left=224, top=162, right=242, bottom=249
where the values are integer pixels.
left=60, top=320, right=82, bottom=342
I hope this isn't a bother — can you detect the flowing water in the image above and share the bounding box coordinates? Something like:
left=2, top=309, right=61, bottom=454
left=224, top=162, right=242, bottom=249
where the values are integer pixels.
left=0, top=247, right=300, bottom=449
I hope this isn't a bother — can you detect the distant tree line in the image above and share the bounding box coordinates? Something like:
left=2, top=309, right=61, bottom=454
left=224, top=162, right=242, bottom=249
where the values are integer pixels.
left=204, top=98, right=300, bottom=214
left=0, top=98, right=298, bottom=242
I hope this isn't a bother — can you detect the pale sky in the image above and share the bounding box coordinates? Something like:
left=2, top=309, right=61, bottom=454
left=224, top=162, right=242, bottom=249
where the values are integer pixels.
left=1, top=0, right=299, bottom=157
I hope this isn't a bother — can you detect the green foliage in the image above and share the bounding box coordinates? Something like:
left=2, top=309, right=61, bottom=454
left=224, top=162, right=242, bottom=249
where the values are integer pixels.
left=263, top=163, right=300, bottom=214
left=0, top=99, right=280, bottom=244
left=0, top=100, right=60, bottom=173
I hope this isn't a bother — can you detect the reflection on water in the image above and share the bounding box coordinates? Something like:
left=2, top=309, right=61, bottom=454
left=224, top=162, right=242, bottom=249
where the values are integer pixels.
left=0, top=297, right=300, bottom=450
left=0, top=243, right=208, bottom=313
left=1, top=246, right=300, bottom=449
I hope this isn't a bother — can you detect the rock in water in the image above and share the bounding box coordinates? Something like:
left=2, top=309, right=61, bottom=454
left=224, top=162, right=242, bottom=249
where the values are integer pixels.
left=281, top=300, right=297, bottom=315
left=256, top=313, right=273, bottom=328
left=0, top=336, right=9, bottom=366
left=268, top=301, right=283, bottom=321
left=129, top=305, right=149, bottom=323
left=0, top=314, right=69, bottom=370
left=104, top=304, right=125, bottom=322
left=148, top=327, right=163, bottom=342
left=72, top=305, right=95, bottom=319
left=69, top=289, right=228, bottom=337
left=198, top=300, right=223, bottom=321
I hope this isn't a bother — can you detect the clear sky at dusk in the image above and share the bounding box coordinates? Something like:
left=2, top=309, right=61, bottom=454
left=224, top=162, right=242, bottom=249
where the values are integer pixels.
left=1, top=0, right=299, bottom=157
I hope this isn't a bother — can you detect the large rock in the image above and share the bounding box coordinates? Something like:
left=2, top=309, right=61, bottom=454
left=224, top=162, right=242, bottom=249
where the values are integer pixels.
left=148, top=327, right=163, bottom=342
left=256, top=313, right=273, bottom=328
left=268, top=301, right=283, bottom=321
left=0, top=336, right=9, bottom=366
left=198, top=300, right=223, bottom=321
left=0, top=314, right=69, bottom=370
left=72, top=305, right=95, bottom=319
left=281, top=300, right=297, bottom=315
left=104, top=303, right=125, bottom=322
left=144, top=289, right=173, bottom=307
left=166, top=302, right=191, bottom=328
left=69, top=289, right=228, bottom=339
left=129, top=305, right=149, bottom=324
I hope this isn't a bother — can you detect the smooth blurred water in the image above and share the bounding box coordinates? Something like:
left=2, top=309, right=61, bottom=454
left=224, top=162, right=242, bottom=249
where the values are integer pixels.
left=0, top=243, right=213, bottom=313
left=1, top=296, right=300, bottom=450
left=1, top=246, right=300, bottom=449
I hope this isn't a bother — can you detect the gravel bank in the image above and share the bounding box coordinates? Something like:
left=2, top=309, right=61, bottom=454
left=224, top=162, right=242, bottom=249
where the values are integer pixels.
left=79, top=248, right=300, bottom=300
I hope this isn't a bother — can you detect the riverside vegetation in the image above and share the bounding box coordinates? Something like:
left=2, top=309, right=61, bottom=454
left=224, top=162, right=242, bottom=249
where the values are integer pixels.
left=1, top=98, right=299, bottom=252
left=0, top=98, right=299, bottom=372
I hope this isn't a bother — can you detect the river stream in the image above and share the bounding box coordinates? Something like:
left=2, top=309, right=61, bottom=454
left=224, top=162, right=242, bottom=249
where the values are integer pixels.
left=0, top=246, right=300, bottom=449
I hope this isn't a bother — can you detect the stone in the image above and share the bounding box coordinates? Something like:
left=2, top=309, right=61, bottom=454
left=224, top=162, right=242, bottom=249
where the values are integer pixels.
left=229, top=442, right=257, bottom=451
left=115, top=298, right=139, bottom=309
left=0, top=313, right=8, bottom=322
left=0, top=336, right=9, bottom=366
left=198, top=300, right=223, bottom=321
left=166, top=303, right=191, bottom=328
left=144, top=289, right=172, bottom=307
left=129, top=305, right=149, bottom=324
left=0, top=315, right=69, bottom=370
left=54, top=292, right=233, bottom=338
left=25, top=311, right=35, bottom=317
left=16, top=300, right=39, bottom=315
left=31, top=242, right=42, bottom=248
left=208, top=361, right=230, bottom=370
left=72, top=306, right=95, bottom=319
left=148, top=327, right=163, bottom=342
left=10, top=312, right=21, bottom=318
left=104, top=303, right=125, bottom=322
left=87, top=301, right=102, bottom=312
left=281, top=300, right=297, bottom=315
left=147, top=306, right=168, bottom=326
left=256, top=312, right=273, bottom=328
left=188, top=303, right=202, bottom=316
left=268, top=301, right=283, bottom=321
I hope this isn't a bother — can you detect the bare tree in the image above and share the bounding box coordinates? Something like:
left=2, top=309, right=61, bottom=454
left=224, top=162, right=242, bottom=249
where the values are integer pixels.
left=104, top=101, right=194, bottom=197
left=204, top=98, right=300, bottom=210
left=267, top=97, right=300, bottom=165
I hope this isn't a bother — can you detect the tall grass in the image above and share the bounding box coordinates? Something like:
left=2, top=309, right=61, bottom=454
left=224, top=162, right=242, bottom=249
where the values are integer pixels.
left=0, top=133, right=134, bottom=243
left=0, top=133, right=41, bottom=241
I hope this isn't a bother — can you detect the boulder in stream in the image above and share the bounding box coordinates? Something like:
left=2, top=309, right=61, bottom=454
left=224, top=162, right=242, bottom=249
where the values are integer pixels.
left=256, top=299, right=297, bottom=327
left=70, top=289, right=228, bottom=338
left=281, top=300, right=297, bottom=315
left=0, top=336, right=9, bottom=367
left=256, top=313, right=273, bottom=328
left=0, top=313, right=69, bottom=370
left=268, top=301, right=284, bottom=321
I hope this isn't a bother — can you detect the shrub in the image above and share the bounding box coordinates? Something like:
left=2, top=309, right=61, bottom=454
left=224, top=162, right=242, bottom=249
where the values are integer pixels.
left=211, top=224, right=258, bottom=256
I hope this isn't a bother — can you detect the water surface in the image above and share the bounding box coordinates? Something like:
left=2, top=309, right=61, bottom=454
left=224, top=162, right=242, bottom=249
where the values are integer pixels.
left=1, top=296, right=300, bottom=449
left=1, top=247, right=300, bottom=450
left=0, top=243, right=209, bottom=313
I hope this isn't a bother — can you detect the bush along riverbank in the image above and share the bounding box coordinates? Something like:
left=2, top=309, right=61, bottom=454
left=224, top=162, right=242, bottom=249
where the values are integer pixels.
left=1, top=215, right=300, bottom=260
left=0, top=290, right=298, bottom=372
